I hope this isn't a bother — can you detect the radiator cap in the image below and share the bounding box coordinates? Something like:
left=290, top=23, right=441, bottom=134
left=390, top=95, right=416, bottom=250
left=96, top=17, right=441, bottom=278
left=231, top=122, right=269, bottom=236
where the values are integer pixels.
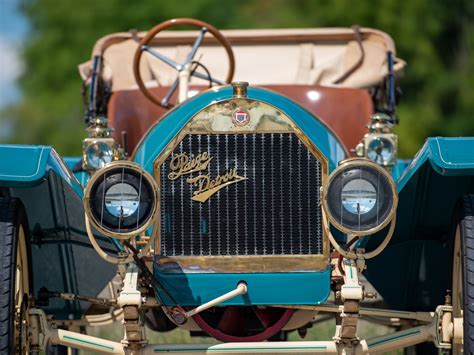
left=232, top=81, right=248, bottom=98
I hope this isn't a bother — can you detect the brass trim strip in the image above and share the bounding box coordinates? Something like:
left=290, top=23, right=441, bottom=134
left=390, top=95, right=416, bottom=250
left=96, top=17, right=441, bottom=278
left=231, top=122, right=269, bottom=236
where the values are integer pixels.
left=156, top=255, right=329, bottom=273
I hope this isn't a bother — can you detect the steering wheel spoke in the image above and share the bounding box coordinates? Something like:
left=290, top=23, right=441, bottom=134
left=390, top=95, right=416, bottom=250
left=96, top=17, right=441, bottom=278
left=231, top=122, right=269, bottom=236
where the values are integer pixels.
left=184, top=27, right=208, bottom=65
left=191, top=70, right=225, bottom=85
left=162, top=77, right=180, bottom=107
left=142, top=45, right=182, bottom=70
left=134, top=18, right=235, bottom=108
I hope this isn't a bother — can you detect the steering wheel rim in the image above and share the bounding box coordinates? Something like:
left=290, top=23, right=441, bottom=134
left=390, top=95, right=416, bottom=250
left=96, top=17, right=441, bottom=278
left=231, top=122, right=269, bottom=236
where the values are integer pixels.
left=133, top=18, right=235, bottom=108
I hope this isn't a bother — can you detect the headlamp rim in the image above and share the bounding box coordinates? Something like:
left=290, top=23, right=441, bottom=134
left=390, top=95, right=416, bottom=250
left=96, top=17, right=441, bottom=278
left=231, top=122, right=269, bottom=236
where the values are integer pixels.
left=321, top=158, right=398, bottom=236
left=83, top=161, right=159, bottom=239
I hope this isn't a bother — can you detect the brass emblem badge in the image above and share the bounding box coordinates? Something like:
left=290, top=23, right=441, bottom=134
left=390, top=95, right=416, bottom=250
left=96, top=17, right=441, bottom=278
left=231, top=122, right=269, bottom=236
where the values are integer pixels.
left=232, top=109, right=250, bottom=126
left=168, top=152, right=246, bottom=202
left=187, top=168, right=247, bottom=202
left=168, top=152, right=213, bottom=180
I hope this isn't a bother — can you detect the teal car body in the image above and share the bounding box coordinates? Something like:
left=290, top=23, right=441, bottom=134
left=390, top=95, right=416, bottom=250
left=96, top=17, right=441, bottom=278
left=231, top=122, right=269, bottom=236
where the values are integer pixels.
left=1, top=87, right=473, bottom=317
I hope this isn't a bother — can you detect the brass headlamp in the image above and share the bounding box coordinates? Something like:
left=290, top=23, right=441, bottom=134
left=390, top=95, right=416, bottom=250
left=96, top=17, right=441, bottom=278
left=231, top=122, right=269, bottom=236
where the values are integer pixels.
left=83, top=161, right=158, bottom=239
left=322, top=158, right=398, bottom=236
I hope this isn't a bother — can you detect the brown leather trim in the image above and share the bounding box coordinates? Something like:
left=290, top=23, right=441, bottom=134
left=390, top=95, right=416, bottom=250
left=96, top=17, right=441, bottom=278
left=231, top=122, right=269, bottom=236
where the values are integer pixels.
left=109, top=85, right=371, bottom=159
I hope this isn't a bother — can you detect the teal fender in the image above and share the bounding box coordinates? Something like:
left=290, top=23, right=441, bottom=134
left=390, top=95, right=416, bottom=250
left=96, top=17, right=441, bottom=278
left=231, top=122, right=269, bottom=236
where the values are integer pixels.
left=0, top=145, right=82, bottom=193
left=366, top=137, right=474, bottom=311
left=133, top=86, right=346, bottom=306
left=0, top=145, right=116, bottom=319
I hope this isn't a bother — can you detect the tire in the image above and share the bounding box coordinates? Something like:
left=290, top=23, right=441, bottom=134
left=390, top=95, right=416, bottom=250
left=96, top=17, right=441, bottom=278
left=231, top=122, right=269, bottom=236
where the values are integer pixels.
left=404, top=195, right=474, bottom=355
left=0, top=198, right=31, bottom=354
left=452, top=195, right=474, bottom=354
left=144, top=307, right=177, bottom=332
left=46, top=344, right=74, bottom=355
left=403, top=342, right=438, bottom=355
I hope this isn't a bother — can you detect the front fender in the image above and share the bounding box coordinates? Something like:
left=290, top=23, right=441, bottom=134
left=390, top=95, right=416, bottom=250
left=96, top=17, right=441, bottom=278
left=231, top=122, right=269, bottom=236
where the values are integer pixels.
left=366, top=137, right=474, bottom=311
left=0, top=144, right=116, bottom=319
left=0, top=145, right=82, bottom=195
left=398, top=137, right=474, bottom=186
left=394, top=137, right=474, bottom=239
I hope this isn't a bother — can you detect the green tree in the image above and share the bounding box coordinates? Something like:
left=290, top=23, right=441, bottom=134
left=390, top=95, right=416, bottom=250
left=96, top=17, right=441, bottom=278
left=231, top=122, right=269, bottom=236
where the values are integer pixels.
left=2, top=0, right=473, bottom=157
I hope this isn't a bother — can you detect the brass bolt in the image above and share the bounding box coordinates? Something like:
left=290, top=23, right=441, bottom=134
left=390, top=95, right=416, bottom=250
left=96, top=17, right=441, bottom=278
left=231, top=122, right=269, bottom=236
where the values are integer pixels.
left=364, top=292, right=378, bottom=299
left=445, top=290, right=452, bottom=305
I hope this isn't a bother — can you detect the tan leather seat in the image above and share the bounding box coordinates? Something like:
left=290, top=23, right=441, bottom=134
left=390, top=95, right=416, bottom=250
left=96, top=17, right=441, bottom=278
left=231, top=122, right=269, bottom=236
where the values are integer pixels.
left=108, top=85, right=372, bottom=156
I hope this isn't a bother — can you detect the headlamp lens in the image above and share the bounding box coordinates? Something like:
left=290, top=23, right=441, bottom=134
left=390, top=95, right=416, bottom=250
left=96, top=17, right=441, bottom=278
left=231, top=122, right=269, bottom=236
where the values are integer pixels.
left=105, top=183, right=139, bottom=218
left=341, top=179, right=377, bottom=215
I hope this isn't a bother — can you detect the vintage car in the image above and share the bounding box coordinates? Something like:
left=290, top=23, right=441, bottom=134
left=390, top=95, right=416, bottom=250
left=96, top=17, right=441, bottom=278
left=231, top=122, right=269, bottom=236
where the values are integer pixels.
left=1, top=18, right=473, bottom=354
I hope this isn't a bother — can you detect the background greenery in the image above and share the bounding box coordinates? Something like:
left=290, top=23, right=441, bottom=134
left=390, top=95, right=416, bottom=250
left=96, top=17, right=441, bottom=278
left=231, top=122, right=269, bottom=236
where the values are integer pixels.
left=1, top=0, right=473, bottom=156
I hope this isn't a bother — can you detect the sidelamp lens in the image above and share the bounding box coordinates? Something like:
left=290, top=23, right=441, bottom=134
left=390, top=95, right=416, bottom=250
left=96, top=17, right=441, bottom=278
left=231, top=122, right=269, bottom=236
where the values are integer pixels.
left=86, top=142, right=114, bottom=168
left=367, top=137, right=395, bottom=165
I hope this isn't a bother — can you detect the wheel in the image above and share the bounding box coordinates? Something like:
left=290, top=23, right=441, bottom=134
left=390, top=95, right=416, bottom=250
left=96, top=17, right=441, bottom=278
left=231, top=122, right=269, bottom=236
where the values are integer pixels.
left=46, top=344, right=69, bottom=355
left=144, top=307, right=177, bottom=332
left=403, top=341, right=438, bottom=355
left=192, top=306, right=293, bottom=342
left=452, top=195, right=474, bottom=354
left=0, top=198, right=31, bottom=354
left=133, top=18, right=235, bottom=108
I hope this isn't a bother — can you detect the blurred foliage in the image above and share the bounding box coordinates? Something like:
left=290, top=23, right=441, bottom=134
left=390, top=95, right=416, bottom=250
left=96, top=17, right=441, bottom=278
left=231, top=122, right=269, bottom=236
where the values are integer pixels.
left=1, top=0, right=473, bottom=156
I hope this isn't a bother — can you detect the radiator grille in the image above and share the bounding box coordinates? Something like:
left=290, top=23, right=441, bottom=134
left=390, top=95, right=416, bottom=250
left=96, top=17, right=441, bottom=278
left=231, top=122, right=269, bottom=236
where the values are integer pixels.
left=159, top=133, right=323, bottom=256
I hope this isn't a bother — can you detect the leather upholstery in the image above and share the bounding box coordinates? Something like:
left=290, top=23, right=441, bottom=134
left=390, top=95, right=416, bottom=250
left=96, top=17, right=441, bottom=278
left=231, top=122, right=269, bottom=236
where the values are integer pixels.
left=108, top=85, right=373, bottom=156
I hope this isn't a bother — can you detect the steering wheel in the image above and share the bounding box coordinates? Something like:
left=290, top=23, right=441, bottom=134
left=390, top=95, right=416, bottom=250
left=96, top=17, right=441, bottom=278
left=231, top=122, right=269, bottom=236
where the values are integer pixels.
left=133, top=18, right=235, bottom=108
